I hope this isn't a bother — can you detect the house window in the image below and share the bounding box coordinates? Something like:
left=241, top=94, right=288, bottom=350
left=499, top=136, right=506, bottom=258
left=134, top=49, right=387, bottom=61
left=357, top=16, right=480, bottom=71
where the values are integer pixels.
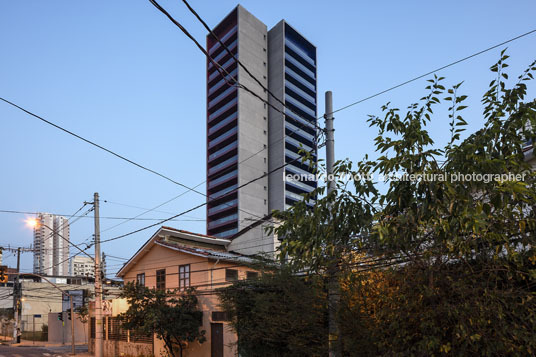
left=246, top=271, right=259, bottom=280
left=136, top=273, right=145, bottom=286
left=156, top=269, right=166, bottom=291
left=179, top=264, right=190, bottom=290
left=225, top=269, right=238, bottom=282
left=212, top=311, right=230, bottom=321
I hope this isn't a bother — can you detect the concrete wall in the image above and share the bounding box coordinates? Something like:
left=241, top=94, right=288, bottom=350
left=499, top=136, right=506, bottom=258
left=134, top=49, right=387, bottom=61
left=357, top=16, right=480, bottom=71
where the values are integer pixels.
left=90, top=339, right=154, bottom=357
left=235, top=5, right=270, bottom=242
left=47, top=312, right=88, bottom=344
left=267, top=20, right=286, bottom=214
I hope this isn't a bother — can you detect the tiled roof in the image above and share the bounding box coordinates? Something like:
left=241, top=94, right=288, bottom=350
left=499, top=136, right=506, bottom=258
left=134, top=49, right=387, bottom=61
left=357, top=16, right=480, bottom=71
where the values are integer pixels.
left=155, top=238, right=253, bottom=264
left=161, top=226, right=221, bottom=240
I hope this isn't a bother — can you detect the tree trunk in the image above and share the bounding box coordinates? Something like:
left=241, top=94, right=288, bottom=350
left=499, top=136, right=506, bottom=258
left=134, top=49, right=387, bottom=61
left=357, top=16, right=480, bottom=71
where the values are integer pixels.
left=164, top=338, right=175, bottom=357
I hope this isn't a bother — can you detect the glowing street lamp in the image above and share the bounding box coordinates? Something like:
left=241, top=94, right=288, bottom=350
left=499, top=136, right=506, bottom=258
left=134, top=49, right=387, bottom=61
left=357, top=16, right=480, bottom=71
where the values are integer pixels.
left=25, top=218, right=38, bottom=229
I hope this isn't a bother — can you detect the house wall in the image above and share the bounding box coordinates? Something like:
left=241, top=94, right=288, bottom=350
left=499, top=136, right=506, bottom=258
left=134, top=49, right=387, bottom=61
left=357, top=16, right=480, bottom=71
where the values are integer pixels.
left=121, top=244, right=257, bottom=357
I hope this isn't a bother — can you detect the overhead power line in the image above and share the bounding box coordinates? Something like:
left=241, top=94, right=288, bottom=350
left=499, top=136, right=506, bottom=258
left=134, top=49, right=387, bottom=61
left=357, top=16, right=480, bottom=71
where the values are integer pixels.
left=0, top=97, right=200, bottom=193
left=329, top=28, right=536, bottom=116
left=0, top=209, right=204, bottom=222
left=100, top=147, right=318, bottom=244
left=0, top=96, right=278, bottom=225
left=179, top=0, right=322, bottom=133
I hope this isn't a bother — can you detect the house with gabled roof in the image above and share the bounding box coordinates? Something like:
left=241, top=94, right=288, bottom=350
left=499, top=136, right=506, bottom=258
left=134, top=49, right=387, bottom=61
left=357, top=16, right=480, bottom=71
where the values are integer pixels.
left=89, top=226, right=259, bottom=357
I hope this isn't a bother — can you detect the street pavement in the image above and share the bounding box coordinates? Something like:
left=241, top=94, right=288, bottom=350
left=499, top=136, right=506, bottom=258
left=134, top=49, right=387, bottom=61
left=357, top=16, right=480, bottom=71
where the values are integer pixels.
left=0, top=344, right=90, bottom=357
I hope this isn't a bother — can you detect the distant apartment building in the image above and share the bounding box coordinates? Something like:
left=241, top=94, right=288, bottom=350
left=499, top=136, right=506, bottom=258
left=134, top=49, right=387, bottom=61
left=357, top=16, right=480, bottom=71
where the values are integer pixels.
left=70, top=255, right=95, bottom=278
left=205, top=5, right=318, bottom=254
left=33, top=213, right=70, bottom=276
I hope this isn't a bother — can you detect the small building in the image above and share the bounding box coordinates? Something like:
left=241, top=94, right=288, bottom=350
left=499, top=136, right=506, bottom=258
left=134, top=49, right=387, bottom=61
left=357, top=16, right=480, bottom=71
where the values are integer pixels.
left=91, top=226, right=258, bottom=357
left=70, top=256, right=95, bottom=278
left=0, top=274, right=121, bottom=334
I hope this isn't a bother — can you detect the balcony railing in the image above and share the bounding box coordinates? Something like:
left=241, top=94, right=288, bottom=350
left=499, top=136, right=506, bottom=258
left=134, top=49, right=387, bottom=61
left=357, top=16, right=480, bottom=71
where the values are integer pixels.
left=208, top=213, right=238, bottom=229
left=285, top=94, right=316, bottom=118
left=285, top=52, right=315, bottom=80
left=208, top=111, right=237, bottom=136
left=285, top=121, right=316, bottom=143
left=285, top=108, right=315, bottom=130
left=208, top=86, right=237, bottom=110
left=209, top=98, right=237, bottom=122
left=212, top=227, right=238, bottom=238
left=285, top=80, right=316, bottom=105
left=208, top=141, right=237, bottom=162
left=208, top=199, right=238, bottom=216
left=285, top=66, right=316, bottom=92
left=286, top=135, right=313, bottom=152
left=208, top=170, right=237, bottom=189
left=208, top=127, right=237, bottom=149
left=285, top=38, right=315, bottom=66
left=208, top=25, right=238, bottom=55
left=208, top=40, right=237, bottom=70
left=208, top=155, right=237, bottom=176
left=208, top=58, right=236, bottom=82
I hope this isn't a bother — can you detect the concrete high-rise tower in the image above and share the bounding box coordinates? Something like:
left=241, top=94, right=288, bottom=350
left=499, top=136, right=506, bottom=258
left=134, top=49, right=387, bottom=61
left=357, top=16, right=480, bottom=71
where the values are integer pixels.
left=206, top=6, right=318, bottom=255
left=33, top=213, right=70, bottom=276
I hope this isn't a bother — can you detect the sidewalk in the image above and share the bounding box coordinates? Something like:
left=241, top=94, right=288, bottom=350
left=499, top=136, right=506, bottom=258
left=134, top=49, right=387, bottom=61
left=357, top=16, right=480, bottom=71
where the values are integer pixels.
left=11, top=340, right=91, bottom=355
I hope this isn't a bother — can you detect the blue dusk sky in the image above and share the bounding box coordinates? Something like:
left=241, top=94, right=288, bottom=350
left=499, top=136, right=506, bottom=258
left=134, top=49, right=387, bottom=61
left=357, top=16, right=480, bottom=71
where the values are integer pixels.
left=1, top=0, right=535, bottom=276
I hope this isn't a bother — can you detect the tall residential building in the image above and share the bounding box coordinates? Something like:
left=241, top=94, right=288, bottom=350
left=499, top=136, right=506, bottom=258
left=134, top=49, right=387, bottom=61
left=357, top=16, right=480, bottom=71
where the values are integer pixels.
left=33, top=213, right=70, bottom=276
left=206, top=6, right=317, bottom=254
left=267, top=21, right=318, bottom=212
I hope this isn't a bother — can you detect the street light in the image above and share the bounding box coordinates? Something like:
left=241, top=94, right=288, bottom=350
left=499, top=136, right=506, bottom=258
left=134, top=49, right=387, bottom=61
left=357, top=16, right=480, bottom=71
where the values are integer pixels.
left=25, top=218, right=38, bottom=229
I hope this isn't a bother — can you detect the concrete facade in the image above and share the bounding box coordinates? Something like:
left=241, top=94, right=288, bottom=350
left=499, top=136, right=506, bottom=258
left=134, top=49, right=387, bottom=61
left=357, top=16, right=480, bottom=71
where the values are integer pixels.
left=47, top=311, right=88, bottom=344
left=70, top=256, right=95, bottom=278
left=206, top=6, right=318, bottom=256
left=267, top=21, right=318, bottom=213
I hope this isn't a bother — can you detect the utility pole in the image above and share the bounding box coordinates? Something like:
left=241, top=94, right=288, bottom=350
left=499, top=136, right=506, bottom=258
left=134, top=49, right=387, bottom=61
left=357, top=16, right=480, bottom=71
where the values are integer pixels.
left=93, top=192, right=103, bottom=357
left=324, top=91, right=341, bottom=357
left=12, top=247, right=21, bottom=343
left=70, top=295, right=75, bottom=355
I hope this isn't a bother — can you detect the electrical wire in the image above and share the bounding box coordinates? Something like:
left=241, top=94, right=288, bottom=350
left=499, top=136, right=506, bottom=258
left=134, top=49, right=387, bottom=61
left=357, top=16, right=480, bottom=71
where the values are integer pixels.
left=102, top=200, right=203, bottom=220
left=327, top=28, right=536, bottom=116
left=0, top=209, right=203, bottom=222
left=180, top=0, right=323, bottom=133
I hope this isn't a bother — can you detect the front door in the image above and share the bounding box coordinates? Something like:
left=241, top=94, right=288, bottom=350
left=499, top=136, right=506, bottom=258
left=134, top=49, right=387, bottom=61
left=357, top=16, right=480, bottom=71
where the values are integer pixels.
left=211, top=323, right=223, bottom=357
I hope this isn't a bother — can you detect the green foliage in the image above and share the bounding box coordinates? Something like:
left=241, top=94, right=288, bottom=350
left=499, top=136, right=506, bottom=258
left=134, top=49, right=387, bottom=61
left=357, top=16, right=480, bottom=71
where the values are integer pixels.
left=120, top=282, right=206, bottom=357
left=75, top=304, right=89, bottom=324
left=217, top=268, right=328, bottom=356
left=267, top=53, right=536, bottom=355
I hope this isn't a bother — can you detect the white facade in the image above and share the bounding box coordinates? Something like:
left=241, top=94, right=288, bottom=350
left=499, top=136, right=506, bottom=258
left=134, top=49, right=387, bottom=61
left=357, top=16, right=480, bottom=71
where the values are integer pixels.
left=70, top=256, right=95, bottom=278
left=33, top=213, right=70, bottom=276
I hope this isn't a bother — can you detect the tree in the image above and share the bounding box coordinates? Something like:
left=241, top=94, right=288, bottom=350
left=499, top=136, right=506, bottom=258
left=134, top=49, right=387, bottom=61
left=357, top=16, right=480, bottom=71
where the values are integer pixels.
left=75, top=304, right=89, bottom=344
left=218, top=268, right=328, bottom=356
left=120, top=283, right=206, bottom=357
left=271, top=53, right=536, bottom=355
